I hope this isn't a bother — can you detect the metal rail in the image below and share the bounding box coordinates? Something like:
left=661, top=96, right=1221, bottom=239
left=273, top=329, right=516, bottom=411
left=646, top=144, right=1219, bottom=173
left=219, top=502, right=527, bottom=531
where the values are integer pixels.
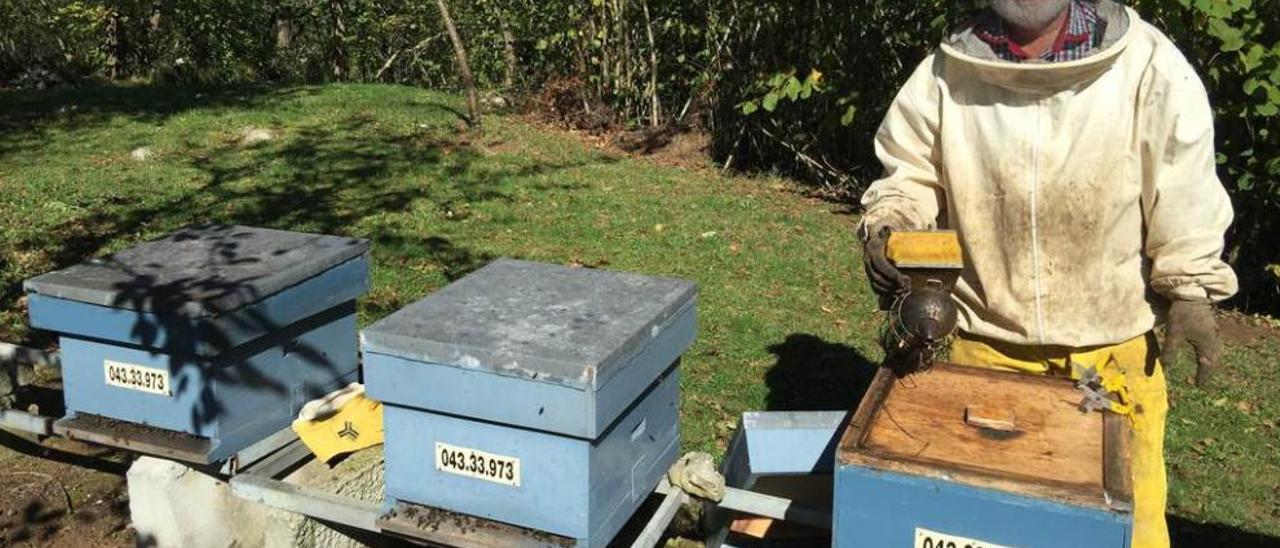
left=230, top=473, right=383, bottom=532
left=0, top=408, right=56, bottom=436
left=629, top=480, right=688, bottom=548
left=656, top=481, right=832, bottom=531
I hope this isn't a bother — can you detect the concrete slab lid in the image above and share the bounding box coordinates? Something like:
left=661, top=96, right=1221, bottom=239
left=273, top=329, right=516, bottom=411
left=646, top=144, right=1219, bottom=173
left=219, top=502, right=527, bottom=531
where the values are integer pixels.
left=23, top=224, right=369, bottom=318
left=361, top=258, right=697, bottom=390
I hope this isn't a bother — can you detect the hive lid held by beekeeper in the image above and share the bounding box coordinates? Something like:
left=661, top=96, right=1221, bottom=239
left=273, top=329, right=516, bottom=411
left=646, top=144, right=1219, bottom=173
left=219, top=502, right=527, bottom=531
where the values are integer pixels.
left=24, top=224, right=370, bottom=318
left=362, top=258, right=697, bottom=439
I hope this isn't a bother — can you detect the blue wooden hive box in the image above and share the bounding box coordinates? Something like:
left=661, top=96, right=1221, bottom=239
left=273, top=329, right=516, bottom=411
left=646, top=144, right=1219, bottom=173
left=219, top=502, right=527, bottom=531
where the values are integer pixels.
left=363, top=259, right=697, bottom=547
left=24, top=224, right=370, bottom=464
left=834, top=364, right=1134, bottom=547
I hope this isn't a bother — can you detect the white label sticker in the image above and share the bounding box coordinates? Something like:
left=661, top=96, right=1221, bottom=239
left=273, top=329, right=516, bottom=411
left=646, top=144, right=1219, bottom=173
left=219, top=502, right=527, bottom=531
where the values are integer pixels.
left=103, top=360, right=171, bottom=397
left=435, top=442, right=521, bottom=487
left=914, top=528, right=1011, bottom=548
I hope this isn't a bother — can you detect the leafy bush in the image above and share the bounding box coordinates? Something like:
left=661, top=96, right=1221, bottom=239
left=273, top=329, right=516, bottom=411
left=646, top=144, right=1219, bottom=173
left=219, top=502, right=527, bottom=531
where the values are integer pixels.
left=0, top=0, right=1276, bottom=311
left=1133, top=0, right=1280, bottom=309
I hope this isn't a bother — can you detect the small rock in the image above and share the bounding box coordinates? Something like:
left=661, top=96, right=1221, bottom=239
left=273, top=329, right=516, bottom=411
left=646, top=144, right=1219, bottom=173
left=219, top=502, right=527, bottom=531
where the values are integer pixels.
left=239, top=127, right=275, bottom=146
left=130, top=147, right=154, bottom=162
left=480, top=94, right=509, bottom=108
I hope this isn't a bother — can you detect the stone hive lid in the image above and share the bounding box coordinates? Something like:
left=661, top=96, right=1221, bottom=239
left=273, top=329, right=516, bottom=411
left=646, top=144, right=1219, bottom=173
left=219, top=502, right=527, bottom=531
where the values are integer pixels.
left=24, top=224, right=369, bottom=318
left=361, top=259, right=697, bottom=389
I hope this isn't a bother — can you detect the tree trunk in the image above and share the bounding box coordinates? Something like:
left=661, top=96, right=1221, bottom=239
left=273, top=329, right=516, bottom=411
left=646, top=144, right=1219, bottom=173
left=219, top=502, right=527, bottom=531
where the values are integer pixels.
left=105, top=8, right=121, bottom=79
left=495, top=5, right=518, bottom=88
left=435, top=0, right=480, bottom=127
left=328, top=0, right=348, bottom=80
left=276, top=7, right=296, bottom=51
left=149, top=1, right=163, bottom=34
left=640, top=0, right=661, bottom=127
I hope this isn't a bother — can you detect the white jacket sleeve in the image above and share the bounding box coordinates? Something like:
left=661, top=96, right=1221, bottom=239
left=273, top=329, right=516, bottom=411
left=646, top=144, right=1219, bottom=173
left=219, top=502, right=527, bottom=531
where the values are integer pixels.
left=859, top=55, right=946, bottom=231
left=1140, top=52, right=1238, bottom=303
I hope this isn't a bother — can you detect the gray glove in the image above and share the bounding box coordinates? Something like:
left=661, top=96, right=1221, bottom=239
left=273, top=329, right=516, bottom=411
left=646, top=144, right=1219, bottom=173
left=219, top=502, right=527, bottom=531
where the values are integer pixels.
left=862, top=225, right=911, bottom=298
left=1161, top=300, right=1222, bottom=387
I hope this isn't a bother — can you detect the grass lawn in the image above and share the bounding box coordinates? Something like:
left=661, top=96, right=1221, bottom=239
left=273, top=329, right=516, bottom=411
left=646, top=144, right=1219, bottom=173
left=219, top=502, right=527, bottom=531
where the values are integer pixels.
left=1, top=83, right=1277, bottom=544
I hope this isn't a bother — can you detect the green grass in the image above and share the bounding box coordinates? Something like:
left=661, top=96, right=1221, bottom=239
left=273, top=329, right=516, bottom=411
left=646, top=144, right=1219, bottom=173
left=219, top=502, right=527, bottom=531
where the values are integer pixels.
left=1, top=83, right=1277, bottom=543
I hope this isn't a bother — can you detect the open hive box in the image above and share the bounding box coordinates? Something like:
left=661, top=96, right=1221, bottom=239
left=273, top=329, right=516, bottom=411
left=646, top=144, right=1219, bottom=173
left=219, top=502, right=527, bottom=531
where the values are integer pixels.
left=834, top=363, right=1133, bottom=548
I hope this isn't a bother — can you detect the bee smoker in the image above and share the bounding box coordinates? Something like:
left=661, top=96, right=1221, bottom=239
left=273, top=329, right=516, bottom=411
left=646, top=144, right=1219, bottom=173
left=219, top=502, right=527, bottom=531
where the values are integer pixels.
left=880, top=230, right=964, bottom=377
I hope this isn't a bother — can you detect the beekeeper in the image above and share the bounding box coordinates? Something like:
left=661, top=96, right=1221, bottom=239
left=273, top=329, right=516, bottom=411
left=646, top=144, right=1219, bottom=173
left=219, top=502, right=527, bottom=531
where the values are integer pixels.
left=858, top=1, right=1237, bottom=547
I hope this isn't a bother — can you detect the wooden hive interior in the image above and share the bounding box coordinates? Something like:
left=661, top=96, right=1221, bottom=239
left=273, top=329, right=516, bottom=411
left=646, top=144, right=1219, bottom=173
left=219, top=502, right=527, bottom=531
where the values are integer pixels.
left=839, top=363, right=1132, bottom=511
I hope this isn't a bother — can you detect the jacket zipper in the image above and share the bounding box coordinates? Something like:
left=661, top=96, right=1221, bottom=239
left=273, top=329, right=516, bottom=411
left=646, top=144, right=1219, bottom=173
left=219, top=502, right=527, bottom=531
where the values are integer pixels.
left=1030, top=101, right=1047, bottom=344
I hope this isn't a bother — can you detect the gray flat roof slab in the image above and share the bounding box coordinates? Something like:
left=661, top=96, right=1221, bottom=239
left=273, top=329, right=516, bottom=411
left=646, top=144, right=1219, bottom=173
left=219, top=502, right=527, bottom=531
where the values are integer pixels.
left=361, top=259, right=697, bottom=389
left=24, top=224, right=369, bottom=318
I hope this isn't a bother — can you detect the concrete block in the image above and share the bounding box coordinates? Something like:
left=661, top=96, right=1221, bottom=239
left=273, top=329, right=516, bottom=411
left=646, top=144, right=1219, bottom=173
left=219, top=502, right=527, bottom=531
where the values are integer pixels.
left=128, top=448, right=389, bottom=548
left=127, top=457, right=267, bottom=548
left=264, top=447, right=388, bottom=548
left=0, top=365, right=15, bottom=407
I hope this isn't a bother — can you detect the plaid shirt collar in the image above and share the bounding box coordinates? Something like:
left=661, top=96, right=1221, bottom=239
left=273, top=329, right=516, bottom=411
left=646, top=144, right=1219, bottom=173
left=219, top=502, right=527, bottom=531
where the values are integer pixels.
left=974, top=0, right=1104, bottom=63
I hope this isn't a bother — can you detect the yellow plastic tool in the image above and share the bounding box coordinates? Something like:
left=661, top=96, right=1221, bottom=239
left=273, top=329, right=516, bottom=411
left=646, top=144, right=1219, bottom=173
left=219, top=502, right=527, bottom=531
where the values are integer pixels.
left=291, top=383, right=385, bottom=462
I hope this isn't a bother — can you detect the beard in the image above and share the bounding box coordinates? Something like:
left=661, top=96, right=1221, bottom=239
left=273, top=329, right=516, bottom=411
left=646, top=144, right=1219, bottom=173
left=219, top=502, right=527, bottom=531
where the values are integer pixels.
left=989, top=0, right=1073, bottom=31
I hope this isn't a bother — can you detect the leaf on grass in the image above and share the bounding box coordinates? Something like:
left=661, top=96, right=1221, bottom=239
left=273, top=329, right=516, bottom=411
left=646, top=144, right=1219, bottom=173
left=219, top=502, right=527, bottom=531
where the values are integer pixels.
left=1191, top=437, right=1217, bottom=455
left=714, top=418, right=738, bottom=438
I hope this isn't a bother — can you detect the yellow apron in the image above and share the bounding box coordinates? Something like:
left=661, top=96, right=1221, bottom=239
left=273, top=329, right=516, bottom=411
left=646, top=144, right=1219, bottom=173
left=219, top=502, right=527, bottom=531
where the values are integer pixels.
left=950, top=332, right=1169, bottom=548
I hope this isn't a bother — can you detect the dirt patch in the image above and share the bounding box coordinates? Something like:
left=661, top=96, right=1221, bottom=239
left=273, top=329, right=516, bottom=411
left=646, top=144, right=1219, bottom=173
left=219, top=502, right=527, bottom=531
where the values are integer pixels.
left=0, top=432, right=133, bottom=548
left=613, top=127, right=713, bottom=170
left=531, top=77, right=613, bottom=132
left=1218, top=310, right=1280, bottom=347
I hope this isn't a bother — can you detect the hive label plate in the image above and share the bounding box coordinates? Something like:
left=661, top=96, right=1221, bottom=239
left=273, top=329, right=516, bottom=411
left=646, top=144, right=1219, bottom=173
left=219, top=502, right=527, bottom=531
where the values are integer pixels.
left=103, top=360, right=171, bottom=397
left=914, top=527, right=1009, bottom=548
left=435, top=441, right=521, bottom=487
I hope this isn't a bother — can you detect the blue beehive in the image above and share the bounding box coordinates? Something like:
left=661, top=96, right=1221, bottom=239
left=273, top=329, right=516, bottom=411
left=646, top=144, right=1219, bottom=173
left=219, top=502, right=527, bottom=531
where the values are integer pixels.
left=24, top=224, right=370, bottom=464
left=834, top=364, right=1133, bottom=548
left=363, top=259, right=696, bottom=547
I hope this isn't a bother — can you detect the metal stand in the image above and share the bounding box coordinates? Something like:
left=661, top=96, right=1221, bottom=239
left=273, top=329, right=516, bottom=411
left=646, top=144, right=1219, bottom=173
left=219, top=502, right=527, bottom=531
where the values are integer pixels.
left=0, top=362, right=842, bottom=547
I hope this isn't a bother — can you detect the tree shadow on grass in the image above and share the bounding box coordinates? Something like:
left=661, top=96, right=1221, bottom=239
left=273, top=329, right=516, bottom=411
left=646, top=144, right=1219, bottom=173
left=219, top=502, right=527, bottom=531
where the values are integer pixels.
left=1, top=84, right=615, bottom=455
left=0, top=84, right=315, bottom=162
left=1169, top=514, right=1280, bottom=548
left=763, top=333, right=878, bottom=412
left=2, top=85, right=612, bottom=339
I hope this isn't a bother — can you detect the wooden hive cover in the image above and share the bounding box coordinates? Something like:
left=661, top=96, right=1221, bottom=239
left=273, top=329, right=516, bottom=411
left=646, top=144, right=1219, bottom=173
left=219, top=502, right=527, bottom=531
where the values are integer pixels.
left=838, top=363, right=1132, bottom=512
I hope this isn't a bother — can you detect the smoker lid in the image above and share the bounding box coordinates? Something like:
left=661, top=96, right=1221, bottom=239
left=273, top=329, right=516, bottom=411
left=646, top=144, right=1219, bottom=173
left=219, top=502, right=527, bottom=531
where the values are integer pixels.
left=361, top=259, right=697, bottom=389
left=23, top=224, right=369, bottom=318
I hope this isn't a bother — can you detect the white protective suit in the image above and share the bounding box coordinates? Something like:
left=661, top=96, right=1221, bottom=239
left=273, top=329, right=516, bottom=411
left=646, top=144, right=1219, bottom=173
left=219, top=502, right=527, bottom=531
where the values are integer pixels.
left=860, top=1, right=1238, bottom=347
